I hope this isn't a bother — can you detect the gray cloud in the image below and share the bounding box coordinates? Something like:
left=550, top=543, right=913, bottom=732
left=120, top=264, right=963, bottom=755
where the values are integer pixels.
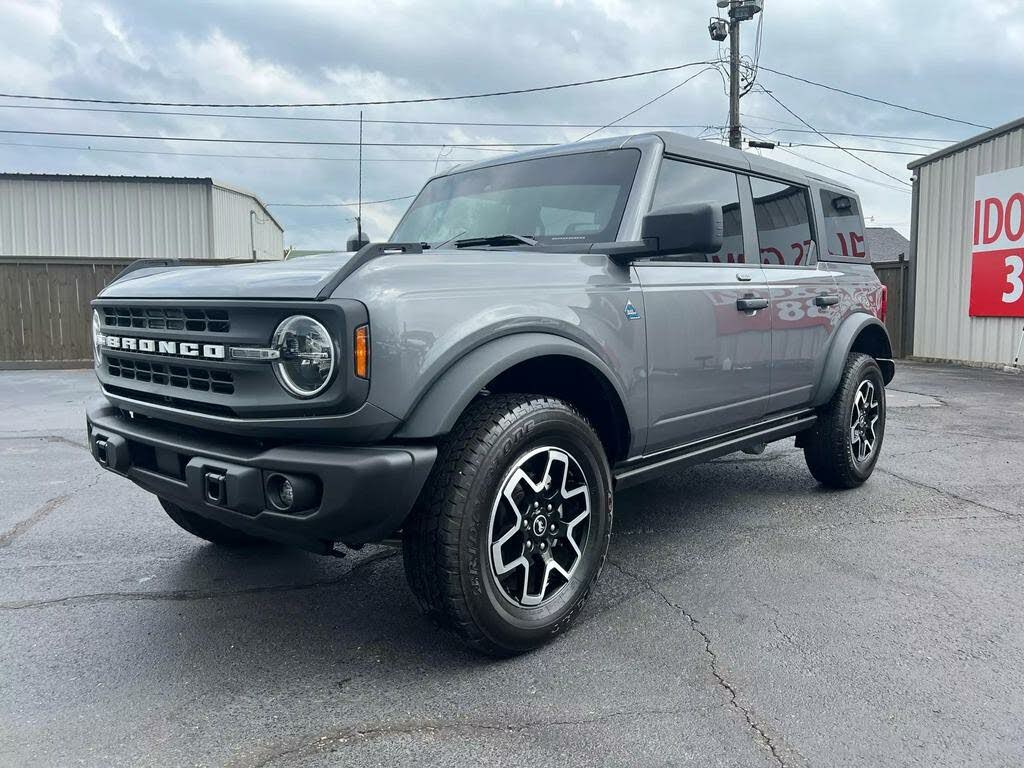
left=2, top=0, right=1020, bottom=246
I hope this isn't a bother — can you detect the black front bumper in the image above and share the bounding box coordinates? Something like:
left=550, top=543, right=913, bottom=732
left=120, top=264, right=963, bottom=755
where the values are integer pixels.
left=86, top=399, right=436, bottom=552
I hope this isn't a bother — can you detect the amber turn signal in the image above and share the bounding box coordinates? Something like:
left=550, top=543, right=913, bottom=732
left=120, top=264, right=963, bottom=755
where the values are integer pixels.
left=354, top=325, right=369, bottom=379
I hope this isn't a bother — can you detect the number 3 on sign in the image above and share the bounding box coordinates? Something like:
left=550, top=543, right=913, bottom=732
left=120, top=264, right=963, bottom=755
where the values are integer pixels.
left=1005, top=255, right=1024, bottom=303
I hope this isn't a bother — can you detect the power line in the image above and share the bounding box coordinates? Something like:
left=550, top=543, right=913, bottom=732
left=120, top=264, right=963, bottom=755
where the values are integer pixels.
left=576, top=66, right=718, bottom=142
left=0, top=103, right=720, bottom=131
left=755, top=87, right=911, bottom=187
left=783, top=142, right=925, bottom=157
left=0, top=128, right=556, bottom=148
left=267, top=195, right=415, bottom=208
left=0, top=139, right=482, bottom=163
left=0, top=103, right=959, bottom=148
left=770, top=145, right=911, bottom=194
left=747, top=125, right=956, bottom=144
left=758, top=65, right=991, bottom=130
left=0, top=61, right=716, bottom=109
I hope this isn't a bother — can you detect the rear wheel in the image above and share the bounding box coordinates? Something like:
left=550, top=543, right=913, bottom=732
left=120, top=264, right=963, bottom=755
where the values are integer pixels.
left=402, top=394, right=613, bottom=656
left=159, top=498, right=270, bottom=548
left=803, top=352, right=886, bottom=488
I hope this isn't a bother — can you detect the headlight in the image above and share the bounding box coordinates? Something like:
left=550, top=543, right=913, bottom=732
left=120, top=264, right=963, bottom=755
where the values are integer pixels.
left=272, top=315, right=336, bottom=398
left=92, top=310, right=103, bottom=368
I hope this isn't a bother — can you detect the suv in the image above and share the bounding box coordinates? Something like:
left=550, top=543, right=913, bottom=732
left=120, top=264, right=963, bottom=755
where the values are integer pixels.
left=87, top=133, right=894, bottom=655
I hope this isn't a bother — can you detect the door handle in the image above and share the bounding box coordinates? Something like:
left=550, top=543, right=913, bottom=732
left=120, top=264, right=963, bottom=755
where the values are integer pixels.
left=814, top=294, right=840, bottom=307
left=736, top=297, right=769, bottom=312
left=736, top=272, right=753, bottom=282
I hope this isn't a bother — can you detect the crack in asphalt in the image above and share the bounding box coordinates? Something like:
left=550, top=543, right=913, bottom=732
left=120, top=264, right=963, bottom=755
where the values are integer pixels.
left=0, top=475, right=102, bottom=548
left=874, top=466, right=1023, bottom=521
left=0, top=550, right=399, bottom=610
left=244, top=707, right=686, bottom=767
left=0, top=433, right=90, bottom=450
left=606, top=559, right=795, bottom=768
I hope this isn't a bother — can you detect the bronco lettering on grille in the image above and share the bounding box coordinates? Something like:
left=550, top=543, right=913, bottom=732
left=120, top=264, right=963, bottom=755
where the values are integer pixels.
left=97, top=334, right=226, bottom=360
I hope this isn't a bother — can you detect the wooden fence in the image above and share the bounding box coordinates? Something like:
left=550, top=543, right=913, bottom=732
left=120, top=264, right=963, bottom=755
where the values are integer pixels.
left=0, top=257, right=133, bottom=368
left=0, top=257, right=270, bottom=368
left=873, top=256, right=910, bottom=359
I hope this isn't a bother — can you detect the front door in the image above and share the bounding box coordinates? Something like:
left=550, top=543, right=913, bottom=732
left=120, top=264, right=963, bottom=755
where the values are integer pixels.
left=635, top=158, right=772, bottom=453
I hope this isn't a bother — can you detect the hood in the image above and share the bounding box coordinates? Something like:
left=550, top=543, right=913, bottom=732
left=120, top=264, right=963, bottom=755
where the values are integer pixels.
left=99, top=253, right=357, bottom=300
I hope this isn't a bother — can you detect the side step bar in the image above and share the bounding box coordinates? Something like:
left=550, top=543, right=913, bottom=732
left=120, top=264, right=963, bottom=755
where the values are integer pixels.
left=614, top=410, right=817, bottom=489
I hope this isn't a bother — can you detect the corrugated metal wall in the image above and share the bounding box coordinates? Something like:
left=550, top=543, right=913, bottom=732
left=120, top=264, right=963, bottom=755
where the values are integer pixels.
left=913, top=125, right=1024, bottom=365
left=0, top=177, right=211, bottom=260
left=211, top=185, right=284, bottom=260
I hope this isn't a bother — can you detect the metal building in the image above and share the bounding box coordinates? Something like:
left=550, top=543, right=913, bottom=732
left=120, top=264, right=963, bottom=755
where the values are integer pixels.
left=0, top=174, right=284, bottom=261
left=908, top=117, right=1024, bottom=367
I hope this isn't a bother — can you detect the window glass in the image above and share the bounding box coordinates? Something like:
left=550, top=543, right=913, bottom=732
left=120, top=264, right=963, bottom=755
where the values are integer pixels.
left=650, top=159, right=745, bottom=263
left=391, top=149, right=641, bottom=246
left=750, top=177, right=816, bottom=266
left=820, top=189, right=867, bottom=259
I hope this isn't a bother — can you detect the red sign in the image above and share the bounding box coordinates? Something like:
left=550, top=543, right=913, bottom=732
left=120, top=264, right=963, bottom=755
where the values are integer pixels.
left=971, top=168, right=1024, bottom=317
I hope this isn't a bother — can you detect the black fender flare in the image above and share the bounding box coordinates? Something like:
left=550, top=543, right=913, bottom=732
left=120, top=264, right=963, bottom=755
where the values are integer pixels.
left=393, top=332, right=630, bottom=440
left=811, top=313, right=895, bottom=408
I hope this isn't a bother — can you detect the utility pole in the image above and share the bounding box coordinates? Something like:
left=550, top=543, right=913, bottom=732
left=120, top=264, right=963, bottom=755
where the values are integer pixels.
left=727, top=8, right=742, bottom=149
left=709, top=1, right=763, bottom=150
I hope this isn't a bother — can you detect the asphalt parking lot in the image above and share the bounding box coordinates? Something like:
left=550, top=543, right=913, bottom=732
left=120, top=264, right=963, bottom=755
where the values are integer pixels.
left=1, top=361, right=1022, bottom=767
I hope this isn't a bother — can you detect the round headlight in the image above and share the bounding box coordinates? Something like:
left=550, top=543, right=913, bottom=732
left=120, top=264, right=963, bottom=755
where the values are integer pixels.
left=92, top=310, right=103, bottom=368
left=272, top=315, right=336, bottom=398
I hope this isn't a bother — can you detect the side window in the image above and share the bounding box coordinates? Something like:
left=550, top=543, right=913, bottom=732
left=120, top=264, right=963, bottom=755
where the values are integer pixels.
left=820, top=189, right=867, bottom=259
left=750, top=177, right=816, bottom=266
left=651, top=158, right=745, bottom=263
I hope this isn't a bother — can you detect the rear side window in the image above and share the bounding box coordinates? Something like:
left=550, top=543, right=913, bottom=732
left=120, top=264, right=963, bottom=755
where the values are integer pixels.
left=750, top=178, right=816, bottom=266
left=820, top=189, right=868, bottom=259
left=651, top=158, right=745, bottom=263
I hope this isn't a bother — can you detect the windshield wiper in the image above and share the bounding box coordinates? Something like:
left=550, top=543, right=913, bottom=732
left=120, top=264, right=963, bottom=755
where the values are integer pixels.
left=453, top=233, right=539, bottom=248
left=427, top=230, right=468, bottom=250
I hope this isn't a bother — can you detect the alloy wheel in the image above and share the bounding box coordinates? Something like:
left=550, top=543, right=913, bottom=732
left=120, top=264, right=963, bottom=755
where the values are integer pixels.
left=850, top=379, right=881, bottom=463
left=488, top=446, right=592, bottom=607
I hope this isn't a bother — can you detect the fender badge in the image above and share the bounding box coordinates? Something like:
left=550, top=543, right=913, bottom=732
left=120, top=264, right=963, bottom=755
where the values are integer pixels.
left=624, top=301, right=640, bottom=320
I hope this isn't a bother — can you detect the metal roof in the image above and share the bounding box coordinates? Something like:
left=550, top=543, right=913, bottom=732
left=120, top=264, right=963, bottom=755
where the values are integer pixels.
left=907, top=115, right=1024, bottom=171
left=0, top=172, right=282, bottom=230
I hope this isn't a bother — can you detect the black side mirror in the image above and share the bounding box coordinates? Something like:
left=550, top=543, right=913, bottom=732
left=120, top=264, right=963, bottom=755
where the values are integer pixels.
left=641, top=203, right=723, bottom=257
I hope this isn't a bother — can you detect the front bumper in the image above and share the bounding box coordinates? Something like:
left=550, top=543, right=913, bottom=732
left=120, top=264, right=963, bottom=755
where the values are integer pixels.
left=86, top=399, right=436, bottom=552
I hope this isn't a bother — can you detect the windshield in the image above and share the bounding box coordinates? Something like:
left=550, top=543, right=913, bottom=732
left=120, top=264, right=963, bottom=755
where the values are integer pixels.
left=391, top=149, right=641, bottom=247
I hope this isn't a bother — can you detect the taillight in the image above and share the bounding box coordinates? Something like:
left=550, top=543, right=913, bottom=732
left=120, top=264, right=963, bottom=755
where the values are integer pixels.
left=353, top=325, right=369, bottom=379
left=878, top=285, right=888, bottom=323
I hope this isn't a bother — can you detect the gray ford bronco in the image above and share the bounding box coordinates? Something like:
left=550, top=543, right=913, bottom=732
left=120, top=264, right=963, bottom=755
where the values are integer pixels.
left=87, top=132, right=894, bottom=655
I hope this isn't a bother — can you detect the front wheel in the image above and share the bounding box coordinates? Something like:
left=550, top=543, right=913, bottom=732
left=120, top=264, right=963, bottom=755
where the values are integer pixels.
left=803, top=352, right=886, bottom=488
left=402, top=394, right=613, bottom=656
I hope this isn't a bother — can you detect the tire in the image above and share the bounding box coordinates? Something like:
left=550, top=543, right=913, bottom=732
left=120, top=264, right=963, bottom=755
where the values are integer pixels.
left=803, top=352, right=886, bottom=489
left=159, top=498, right=271, bottom=548
left=402, top=394, right=613, bottom=656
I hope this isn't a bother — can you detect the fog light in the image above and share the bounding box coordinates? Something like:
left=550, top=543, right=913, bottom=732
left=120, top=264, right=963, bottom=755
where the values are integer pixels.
left=266, top=474, right=294, bottom=511
left=278, top=479, right=294, bottom=508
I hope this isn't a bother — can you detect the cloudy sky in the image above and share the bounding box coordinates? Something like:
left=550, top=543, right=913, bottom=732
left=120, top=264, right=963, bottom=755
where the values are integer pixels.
left=2, top=0, right=1021, bottom=249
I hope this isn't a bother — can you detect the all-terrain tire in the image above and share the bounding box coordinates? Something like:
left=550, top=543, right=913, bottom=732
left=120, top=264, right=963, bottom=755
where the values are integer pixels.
left=159, top=498, right=270, bottom=548
left=803, top=352, right=886, bottom=489
left=402, top=394, right=613, bottom=656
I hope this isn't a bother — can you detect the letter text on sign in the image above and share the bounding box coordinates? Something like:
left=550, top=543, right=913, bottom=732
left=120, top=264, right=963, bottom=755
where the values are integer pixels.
left=970, top=167, right=1024, bottom=317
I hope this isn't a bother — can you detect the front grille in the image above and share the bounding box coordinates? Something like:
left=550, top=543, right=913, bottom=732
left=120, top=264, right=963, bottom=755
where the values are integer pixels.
left=107, top=356, right=235, bottom=395
left=102, top=305, right=230, bottom=334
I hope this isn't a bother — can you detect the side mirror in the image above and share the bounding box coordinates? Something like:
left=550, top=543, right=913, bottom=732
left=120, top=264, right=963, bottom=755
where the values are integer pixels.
left=641, top=202, right=723, bottom=257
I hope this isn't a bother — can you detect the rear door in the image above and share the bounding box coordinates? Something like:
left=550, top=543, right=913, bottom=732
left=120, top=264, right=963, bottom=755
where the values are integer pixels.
left=635, top=158, right=771, bottom=453
left=744, top=176, right=840, bottom=413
